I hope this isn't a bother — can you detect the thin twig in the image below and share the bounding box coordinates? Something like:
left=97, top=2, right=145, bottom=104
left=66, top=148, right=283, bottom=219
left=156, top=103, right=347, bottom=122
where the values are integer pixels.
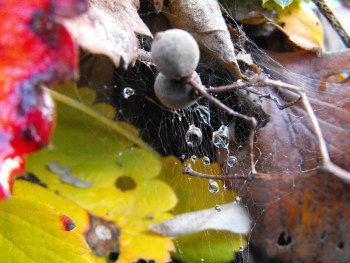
left=312, top=0, right=350, bottom=48
left=185, top=73, right=350, bottom=184
left=183, top=163, right=317, bottom=181
left=186, top=73, right=258, bottom=179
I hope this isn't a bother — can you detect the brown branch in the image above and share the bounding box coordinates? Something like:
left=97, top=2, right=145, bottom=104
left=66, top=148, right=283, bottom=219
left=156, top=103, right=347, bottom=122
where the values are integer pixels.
left=183, top=163, right=317, bottom=181
left=185, top=73, right=350, bottom=184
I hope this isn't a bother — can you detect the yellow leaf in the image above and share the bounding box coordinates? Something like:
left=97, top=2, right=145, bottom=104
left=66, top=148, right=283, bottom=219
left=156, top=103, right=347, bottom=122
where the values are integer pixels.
left=12, top=180, right=90, bottom=235
left=273, top=3, right=324, bottom=51
left=26, top=85, right=177, bottom=262
left=0, top=198, right=90, bottom=263
left=158, top=156, right=247, bottom=262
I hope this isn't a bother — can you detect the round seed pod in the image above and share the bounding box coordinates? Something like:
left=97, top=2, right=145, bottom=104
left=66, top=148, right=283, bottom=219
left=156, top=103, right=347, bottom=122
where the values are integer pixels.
left=154, top=72, right=201, bottom=110
left=151, top=29, right=200, bottom=80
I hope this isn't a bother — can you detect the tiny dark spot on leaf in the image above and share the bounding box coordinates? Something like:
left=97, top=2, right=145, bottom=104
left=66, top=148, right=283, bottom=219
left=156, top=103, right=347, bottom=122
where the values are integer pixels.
left=108, top=251, right=120, bottom=261
left=337, top=241, right=344, bottom=250
left=146, top=215, right=154, bottom=220
left=320, top=231, right=327, bottom=241
left=65, top=219, right=76, bottom=231
left=276, top=230, right=292, bottom=248
left=116, top=160, right=124, bottom=167
left=115, top=175, right=136, bottom=191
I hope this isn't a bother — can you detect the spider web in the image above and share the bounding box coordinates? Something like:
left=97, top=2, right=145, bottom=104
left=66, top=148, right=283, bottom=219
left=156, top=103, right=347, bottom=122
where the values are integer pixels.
left=76, top=2, right=350, bottom=262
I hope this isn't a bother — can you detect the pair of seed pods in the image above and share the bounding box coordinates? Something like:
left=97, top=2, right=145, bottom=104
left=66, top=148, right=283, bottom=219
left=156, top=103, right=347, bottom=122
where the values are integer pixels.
left=152, top=29, right=202, bottom=109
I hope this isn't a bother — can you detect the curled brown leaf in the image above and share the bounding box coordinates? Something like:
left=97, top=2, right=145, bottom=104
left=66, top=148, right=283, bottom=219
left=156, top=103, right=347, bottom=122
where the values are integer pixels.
left=62, top=0, right=152, bottom=67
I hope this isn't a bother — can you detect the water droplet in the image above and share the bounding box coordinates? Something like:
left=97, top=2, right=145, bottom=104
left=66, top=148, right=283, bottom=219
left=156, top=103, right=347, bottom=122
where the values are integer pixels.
left=239, top=246, right=244, bottom=252
left=197, top=106, right=211, bottom=125
left=256, top=97, right=262, bottom=104
left=212, top=125, right=229, bottom=148
left=201, top=259, right=204, bottom=262
left=181, top=154, right=186, bottom=160
left=118, top=152, right=122, bottom=157
left=123, top=87, right=135, bottom=99
left=215, top=205, right=222, bottom=212
left=235, top=196, right=241, bottom=203
left=208, top=180, right=219, bottom=193
left=185, top=125, right=203, bottom=147
left=191, top=155, right=197, bottom=162
left=203, top=156, right=210, bottom=165
left=227, top=156, right=238, bottom=167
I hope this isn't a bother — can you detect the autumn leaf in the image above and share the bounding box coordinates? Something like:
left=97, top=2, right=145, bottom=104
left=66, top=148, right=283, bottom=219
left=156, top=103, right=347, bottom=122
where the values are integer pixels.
left=268, top=50, right=350, bottom=80
left=270, top=2, right=324, bottom=52
left=214, top=45, right=350, bottom=261
left=12, top=180, right=90, bottom=235
left=0, top=197, right=91, bottom=263
left=62, top=0, right=152, bottom=67
left=0, top=0, right=86, bottom=199
left=158, top=156, right=248, bottom=263
left=25, top=83, right=177, bottom=262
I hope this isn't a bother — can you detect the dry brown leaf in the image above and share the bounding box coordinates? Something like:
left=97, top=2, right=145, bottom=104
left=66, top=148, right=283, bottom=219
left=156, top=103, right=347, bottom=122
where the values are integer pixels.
left=218, top=50, right=350, bottom=261
left=163, top=0, right=242, bottom=78
left=268, top=50, right=350, bottom=80
left=61, top=0, right=152, bottom=67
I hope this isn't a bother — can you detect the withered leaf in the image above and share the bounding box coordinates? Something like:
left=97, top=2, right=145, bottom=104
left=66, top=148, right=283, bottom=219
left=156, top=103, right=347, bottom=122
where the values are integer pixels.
left=62, top=0, right=152, bottom=67
left=149, top=202, right=251, bottom=236
left=164, top=0, right=241, bottom=77
left=219, top=50, right=350, bottom=261
left=268, top=50, right=350, bottom=80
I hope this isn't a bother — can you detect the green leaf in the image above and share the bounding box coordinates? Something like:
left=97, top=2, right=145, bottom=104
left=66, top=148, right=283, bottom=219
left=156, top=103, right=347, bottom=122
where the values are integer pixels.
left=0, top=198, right=91, bottom=263
left=26, top=84, right=177, bottom=262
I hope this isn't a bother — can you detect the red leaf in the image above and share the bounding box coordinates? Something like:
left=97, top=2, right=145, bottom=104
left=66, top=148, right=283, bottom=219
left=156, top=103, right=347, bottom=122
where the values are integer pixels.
left=0, top=0, right=87, bottom=199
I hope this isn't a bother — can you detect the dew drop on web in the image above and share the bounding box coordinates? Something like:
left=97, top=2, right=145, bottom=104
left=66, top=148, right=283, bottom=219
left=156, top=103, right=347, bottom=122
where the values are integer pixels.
left=227, top=156, right=238, bottom=167
left=203, top=156, right=210, bottom=165
left=215, top=205, right=222, bottom=212
left=212, top=125, right=229, bottom=148
left=196, top=105, right=211, bottom=125
left=123, top=87, right=135, bottom=99
left=191, top=155, right=197, bottom=162
left=185, top=124, right=203, bottom=147
left=181, top=154, right=185, bottom=160
left=235, top=196, right=241, bottom=203
left=208, top=179, right=219, bottom=193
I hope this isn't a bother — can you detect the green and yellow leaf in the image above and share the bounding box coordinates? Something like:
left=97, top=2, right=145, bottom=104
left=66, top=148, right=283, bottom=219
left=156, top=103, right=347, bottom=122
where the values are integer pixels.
left=25, top=83, right=177, bottom=262
left=0, top=197, right=91, bottom=263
